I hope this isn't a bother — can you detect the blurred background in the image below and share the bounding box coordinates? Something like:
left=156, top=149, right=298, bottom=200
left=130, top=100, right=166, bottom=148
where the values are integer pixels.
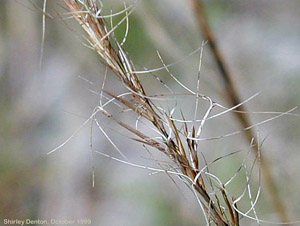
left=1, top=0, right=300, bottom=225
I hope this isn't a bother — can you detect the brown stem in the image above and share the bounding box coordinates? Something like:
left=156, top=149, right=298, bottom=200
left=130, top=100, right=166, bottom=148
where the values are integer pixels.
left=191, top=0, right=290, bottom=223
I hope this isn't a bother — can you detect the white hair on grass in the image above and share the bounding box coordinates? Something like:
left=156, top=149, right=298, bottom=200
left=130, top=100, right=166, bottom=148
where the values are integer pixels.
left=156, top=50, right=196, bottom=95
left=40, top=0, right=47, bottom=71
left=89, top=133, right=260, bottom=224
left=169, top=92, right=260, bottom=123
left=94, top=118, right=128, bottom=160
left=187, top=107, right=298, bottom=141
left=120, top=0, right=129, bottom=46
left=133, top=44, right=205, bottom=74
left=194, top=41, right=207, bottom=123
left=47, top=107, right=101, bottom=155
left=195, top=95, right=214, bottom=138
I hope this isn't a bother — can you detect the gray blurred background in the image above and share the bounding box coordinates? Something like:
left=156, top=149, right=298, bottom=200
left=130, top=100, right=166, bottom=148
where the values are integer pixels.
left=1, top=0, right=300, bottom=225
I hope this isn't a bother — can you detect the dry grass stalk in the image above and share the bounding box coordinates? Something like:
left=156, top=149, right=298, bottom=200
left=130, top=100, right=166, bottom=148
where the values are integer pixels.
left=62, top=0, right=255, bottom=225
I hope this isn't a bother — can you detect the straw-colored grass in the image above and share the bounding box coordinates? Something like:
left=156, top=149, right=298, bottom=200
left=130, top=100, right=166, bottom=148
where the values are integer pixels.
left=43, top=0, right=298, bottom=225
left=62, top=1, right=240, bottom=225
